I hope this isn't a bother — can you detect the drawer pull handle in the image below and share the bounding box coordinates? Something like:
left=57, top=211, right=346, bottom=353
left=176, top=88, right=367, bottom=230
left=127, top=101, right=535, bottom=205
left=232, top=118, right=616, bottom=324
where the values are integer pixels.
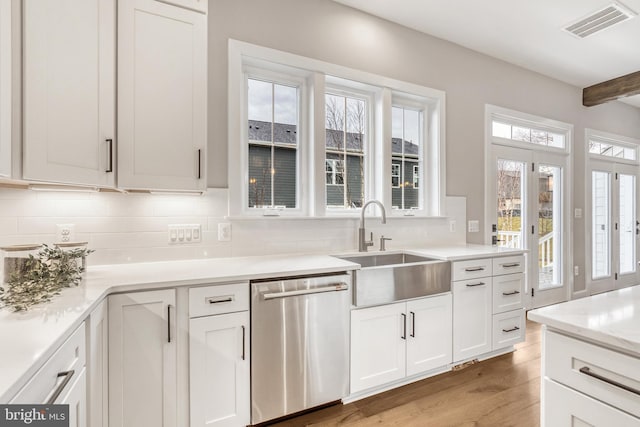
left=464, top=267, right=485, bottom=272
left=502, top=290, right=520, bottom=296
left=207, top=296, right=234, bottom=304
left=45, top=370, right=75, bottom=404
left=502, top=326, right=520, bottom=333
left=167, top=305, right=173, bottom=343
left=579, top=367, right=640, bottom=396
left=501, top=263, right=520, bottom=268
left=466, top=282, right=486, bottom=287
left=401, top=313, right=407, bottom=340
left=241, top=325, right=246, bottom=361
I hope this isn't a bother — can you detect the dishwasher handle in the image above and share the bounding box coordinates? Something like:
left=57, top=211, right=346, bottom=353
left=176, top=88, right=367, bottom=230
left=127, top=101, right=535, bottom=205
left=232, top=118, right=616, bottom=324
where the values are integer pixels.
left=262, top=282, right=348, bottom=300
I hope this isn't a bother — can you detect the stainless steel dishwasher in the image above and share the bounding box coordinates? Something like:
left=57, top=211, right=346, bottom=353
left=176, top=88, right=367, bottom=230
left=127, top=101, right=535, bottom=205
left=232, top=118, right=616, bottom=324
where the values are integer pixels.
left=250, top=273, right=351, bottom=425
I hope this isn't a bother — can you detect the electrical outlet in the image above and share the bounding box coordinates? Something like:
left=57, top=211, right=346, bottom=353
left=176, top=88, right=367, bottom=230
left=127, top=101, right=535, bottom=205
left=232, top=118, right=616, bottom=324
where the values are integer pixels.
left=468, top=220, right=480, bottom=233
left=56, top=224, right=75, bottom=242
left=168, top=224, right=201, bottom=244
left=449, top=220, right=456, bottom=233
left=574, top=266, right=579, bottom=276
left=218, top=223, right=231, bottom=241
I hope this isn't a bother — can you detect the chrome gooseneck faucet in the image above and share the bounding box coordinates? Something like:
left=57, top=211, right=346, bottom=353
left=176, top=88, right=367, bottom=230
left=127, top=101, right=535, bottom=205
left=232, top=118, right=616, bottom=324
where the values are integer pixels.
left=359, top=200, right=386, bottom=252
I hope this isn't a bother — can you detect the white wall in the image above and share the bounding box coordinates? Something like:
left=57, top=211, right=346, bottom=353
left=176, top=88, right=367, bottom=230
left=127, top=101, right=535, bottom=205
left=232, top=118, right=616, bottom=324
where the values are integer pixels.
left=206, top=0, right=640, bottom=292
left=0, top=189, right=466, bottom=266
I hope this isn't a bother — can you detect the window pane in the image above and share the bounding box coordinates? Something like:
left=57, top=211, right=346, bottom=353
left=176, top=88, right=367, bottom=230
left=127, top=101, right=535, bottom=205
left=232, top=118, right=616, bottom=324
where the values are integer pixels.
left=531, top=129, right=547, bottom=145
left=248, top=145, right=272, bottom=208
left=326, top=93, right=366, bottom=209
left=538, top=165, right=562, bottom=289
left=592, top=171, right=611, bottom=279
left=548, top=133, right=565, bottom=149
left=497, top=159, right=525, bottom=250
left=512, top=126, right=531, bottom=142
left=273, top=84, right=297, bottom=145
left=619, top=174, right=636, bottom=275
left=247, top=79, right=299, bottom=209
left=392, top=106, right=422, bottom=210
left=492, top=121, right=511, bottom=139
left=248, top=79, right=272, bottom=143
left=273, top=147, right=296, bottom=208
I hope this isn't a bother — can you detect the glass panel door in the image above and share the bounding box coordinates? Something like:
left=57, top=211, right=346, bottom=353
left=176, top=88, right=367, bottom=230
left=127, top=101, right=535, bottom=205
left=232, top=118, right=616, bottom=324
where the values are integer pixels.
left=618, top=173, right=636, bottom=275
left=537, top=164, right=562, bottom=290
left=496, top=159, right=526, bottom=250
left=591, top=170, right=611, bottom=282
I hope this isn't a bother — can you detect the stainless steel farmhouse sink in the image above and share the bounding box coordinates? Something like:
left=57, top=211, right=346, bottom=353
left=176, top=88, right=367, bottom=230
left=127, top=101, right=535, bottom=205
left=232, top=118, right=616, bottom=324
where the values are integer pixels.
left=334, top=252, right=451, bottom=307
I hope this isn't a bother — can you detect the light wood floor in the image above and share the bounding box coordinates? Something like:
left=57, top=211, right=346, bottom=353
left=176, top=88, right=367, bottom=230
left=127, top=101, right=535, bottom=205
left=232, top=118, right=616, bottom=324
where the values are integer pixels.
left=272, top=320, right=541, bottom=427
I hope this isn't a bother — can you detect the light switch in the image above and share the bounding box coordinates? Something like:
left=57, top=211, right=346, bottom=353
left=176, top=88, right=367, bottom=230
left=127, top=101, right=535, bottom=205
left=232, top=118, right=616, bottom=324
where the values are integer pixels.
left=574, top=208, right=582, bottom=219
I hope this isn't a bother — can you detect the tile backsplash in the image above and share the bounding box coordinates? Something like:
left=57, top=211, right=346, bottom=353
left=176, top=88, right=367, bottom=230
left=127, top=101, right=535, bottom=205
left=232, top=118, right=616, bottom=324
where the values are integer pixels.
left=0, top=188, right=466, bottom=266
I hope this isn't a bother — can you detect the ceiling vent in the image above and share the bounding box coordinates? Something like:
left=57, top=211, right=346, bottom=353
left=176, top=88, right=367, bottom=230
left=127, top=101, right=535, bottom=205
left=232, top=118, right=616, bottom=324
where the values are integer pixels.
left=564, top=2, right=636, bottom=38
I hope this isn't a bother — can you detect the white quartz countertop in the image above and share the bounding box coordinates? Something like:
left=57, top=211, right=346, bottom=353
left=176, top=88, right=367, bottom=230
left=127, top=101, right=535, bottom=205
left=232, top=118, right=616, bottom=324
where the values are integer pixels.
left=407, top=244, right=526, bottom=261
left=528, top=285, right=640, bottom=356
left=0, top=253, right=357, bottom=402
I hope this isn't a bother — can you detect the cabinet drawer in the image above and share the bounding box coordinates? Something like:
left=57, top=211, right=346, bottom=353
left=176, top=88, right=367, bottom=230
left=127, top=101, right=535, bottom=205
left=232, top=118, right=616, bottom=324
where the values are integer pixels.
left=451, top=258, right=492, bottom=281
left=11, top=322, right=86, bottom=404
left=492, top=273, right=524, bottom=314
left=544, top=379, right=640, bottom=427
left=189, top=282, right=249, bottom=317
left=492, top=309, right=524, bottom=349
left=492, top=255, right=525, bottom=276
left=545, top=330, right=640, bottom=418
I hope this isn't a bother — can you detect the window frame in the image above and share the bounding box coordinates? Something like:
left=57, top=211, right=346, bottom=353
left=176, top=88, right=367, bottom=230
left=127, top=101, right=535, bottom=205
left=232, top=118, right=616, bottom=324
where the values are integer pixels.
left=586, top=128, right=640, bottom=166
left=228, top=39, right=446, bottom=218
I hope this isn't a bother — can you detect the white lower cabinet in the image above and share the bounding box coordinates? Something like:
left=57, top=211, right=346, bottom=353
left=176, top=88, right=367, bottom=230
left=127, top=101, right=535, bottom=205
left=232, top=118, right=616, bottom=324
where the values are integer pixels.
left=452, top=278, right=492, bottom=362
left=350, top=293, right=452, bottom=393
left=108, top=289, right=177, bottom=427
left=189, top=312, right=250, bottom=427
left=10, top=323, right=87, bottom=426
left=88, top=300, right=108, bottom=427
left=188, top=283, right=250, bottom=427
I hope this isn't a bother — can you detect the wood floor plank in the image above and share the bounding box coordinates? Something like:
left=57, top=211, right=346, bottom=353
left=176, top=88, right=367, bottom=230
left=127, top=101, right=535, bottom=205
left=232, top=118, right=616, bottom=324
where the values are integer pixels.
left=270, top=320, right=542, bottom=427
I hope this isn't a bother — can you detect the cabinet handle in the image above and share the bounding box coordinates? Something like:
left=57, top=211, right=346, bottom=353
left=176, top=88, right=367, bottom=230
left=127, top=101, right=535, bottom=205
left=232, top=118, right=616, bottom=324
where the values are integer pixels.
left=106, top=139, right=113, bottom=173
left=502, top=326, right=520, bottom=333
left=464, top=267, right=485, bottom=272
left=501, top=263, right=520, bottom=268
left=241, top=325, right=246, bottom=361
left=167, top=304, right=172, bottom=343
left=45, top=370, right=75, bottom=404
left=401, top=313, right=406, bottom=340
left=207, top=296, right=234, bottom=304
left=502, top=290, right=520, bottom=296
left=466, top=282, right=486, bottom=287
left=579, top=367, right=640, bottom=396
left=197, top=149, right=202, bottom=179
left=410, top=311, right=415, bottom=338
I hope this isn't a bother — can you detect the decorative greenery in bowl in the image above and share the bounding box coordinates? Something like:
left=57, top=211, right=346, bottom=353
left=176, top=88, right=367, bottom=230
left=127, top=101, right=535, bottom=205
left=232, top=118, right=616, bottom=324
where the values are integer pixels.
left=0, top=244, right=94, bottom=312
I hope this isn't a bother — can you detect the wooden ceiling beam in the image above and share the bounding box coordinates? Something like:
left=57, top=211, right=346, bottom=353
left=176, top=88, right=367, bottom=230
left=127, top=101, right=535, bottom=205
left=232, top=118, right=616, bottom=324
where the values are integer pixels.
left=583, top=71, right=640, bottom=107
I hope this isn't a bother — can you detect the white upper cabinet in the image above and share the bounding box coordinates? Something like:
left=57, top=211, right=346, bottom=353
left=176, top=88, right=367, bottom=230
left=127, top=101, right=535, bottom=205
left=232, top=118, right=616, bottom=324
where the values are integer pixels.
left=0, top=0, right=12, bottom=178
left=23, top=0, right=116, bottom=187
left=118, top=0, right=207, bottom=191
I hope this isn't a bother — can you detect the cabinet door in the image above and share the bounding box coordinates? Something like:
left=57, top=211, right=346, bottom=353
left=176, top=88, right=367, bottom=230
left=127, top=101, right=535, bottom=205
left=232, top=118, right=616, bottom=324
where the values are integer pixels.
left=109, top=290, right=177, bottom=427
left=59, top=369, right=87, bottom=427
left=118, top=0, right=206, bottom=191
left=88, top=300, right=108, bottom=427
left=0, top=0, right=11, bottom=178
left=453, top=277, right=492, bottom=362
left=544, top=379, right=640, bottom=427
left=406, top=294, right=452, bottom=377
left=23, top=0, right=115, bottom=187
left=350, top=303, right=406, bottom=393
left=189, top=312, right=249, bottom=427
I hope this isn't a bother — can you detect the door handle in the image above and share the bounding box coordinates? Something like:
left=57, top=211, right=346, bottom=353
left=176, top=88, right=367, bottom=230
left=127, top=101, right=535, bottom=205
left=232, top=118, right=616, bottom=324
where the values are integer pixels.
left=197, top=149, right=202, bottom=179
left=167, top=304, right=173, bottom=343
left=410, top=311, right=415, bottom=338
left=241, top=325, right=246, bottom=361
left=106, top=139, right=113, bottom=173
left=401, top=313, right=407, bottom=340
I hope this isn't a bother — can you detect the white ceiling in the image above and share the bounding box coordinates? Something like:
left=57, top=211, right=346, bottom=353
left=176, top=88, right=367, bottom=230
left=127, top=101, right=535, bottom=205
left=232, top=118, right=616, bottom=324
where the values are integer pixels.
left=334, top=0, right=640, bottom=108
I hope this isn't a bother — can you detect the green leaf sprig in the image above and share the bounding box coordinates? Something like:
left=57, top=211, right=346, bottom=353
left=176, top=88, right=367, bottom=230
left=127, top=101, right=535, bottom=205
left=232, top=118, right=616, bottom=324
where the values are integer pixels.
left=0, top=245, right=94, bottom=312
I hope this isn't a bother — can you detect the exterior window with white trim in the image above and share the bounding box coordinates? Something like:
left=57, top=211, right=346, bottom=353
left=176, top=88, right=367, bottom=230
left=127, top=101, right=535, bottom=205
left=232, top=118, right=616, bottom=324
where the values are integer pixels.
left=247, top=78, right=299, bottom=209
left=325, top=92, right=367, bottom=209
left=391, top=105, right=422, bottom=210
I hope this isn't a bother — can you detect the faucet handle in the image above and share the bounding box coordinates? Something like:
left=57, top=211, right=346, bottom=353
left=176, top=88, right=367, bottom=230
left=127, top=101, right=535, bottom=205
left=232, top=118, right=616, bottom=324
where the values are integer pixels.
left=365, top=232, right=374, bottom=247
left=379, top=235, right=392, bottom=251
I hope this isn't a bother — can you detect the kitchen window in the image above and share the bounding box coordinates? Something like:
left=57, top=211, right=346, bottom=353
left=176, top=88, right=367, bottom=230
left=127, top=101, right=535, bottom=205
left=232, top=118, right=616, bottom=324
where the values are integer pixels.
left=391, top=105, right=422, bottom=211
left=228, top=40, right=445, bottom=217
left=247, top=78, right=299, bottom=210
left=325, top=92, right=368, bottom=209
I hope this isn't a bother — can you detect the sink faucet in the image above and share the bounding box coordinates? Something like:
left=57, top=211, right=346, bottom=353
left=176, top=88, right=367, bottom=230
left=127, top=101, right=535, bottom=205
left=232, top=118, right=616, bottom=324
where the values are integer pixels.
left=359, top=200, right=386, bottom=252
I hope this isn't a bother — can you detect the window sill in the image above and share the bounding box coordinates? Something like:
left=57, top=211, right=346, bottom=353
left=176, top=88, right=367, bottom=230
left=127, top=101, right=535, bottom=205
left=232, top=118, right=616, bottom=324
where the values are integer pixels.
left=224, top=214, right=449, bottom=221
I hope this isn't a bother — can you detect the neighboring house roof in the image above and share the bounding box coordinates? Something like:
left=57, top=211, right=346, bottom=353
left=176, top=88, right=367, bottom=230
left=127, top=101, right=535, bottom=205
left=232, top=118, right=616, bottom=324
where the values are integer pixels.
left=248, top=120, right=418, bottom=155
